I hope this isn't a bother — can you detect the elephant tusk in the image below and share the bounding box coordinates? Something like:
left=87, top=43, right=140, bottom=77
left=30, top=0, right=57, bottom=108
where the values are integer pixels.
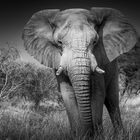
left=56, top=66, right=64, bottom=75
left=95, top=66, right=105, bottom=74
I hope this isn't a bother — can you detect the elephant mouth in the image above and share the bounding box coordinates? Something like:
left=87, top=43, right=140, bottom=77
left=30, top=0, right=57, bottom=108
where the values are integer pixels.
left=56, top=61, right=105, bottom=76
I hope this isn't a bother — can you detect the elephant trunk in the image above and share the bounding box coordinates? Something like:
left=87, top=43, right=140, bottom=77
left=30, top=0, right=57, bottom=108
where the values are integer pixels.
left=68, top=49, right=93, bottom=132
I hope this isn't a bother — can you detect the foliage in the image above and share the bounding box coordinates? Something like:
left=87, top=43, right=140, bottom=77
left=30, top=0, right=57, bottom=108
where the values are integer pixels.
left=0, top=45, right=62, bottom=108
left=118, top=38, right=140, bottom=97
left=0, top=101, right=70, bottom=140
left=0, top=61, right=62, bottom=108
left=0, top=99, right=140, bottom=140
left=0, top=70, right=6, bottom=91
left=0, top=45, right=20, bottom=73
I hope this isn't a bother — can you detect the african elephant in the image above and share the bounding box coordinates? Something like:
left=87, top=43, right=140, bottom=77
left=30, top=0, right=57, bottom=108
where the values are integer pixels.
left=22, top=8, right=138, bottom=139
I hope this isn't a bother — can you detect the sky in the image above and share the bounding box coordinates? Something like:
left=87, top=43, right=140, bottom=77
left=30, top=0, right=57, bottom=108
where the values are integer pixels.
left=0, top=0, right=140, bottom=50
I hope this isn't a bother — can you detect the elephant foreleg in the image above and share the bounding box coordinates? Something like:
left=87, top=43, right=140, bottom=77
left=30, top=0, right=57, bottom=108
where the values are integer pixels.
left=105, top=69, right=123, bottom=135
left=91, top=73, right=105, bottom=139
left=60, top=81, right=80, bottom=138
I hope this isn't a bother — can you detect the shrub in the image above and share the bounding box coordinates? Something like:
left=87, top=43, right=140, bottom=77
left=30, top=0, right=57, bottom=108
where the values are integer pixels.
left=0, top=61, right=61, bottom=108
left=0, top=45, right=62, bottom=108
left=118, top=39, right=140, bottom=97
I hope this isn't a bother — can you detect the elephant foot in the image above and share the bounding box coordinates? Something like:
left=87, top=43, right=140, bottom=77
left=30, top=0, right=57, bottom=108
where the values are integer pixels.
left=93, top=135, right=105, bottom=140
left=112, top=128, right=127, bottom=140
left=72, top=127, right=105, bottom=140
left=73, top=135, right=104, bottom=140
left=70, top=128, right=94, bottom=140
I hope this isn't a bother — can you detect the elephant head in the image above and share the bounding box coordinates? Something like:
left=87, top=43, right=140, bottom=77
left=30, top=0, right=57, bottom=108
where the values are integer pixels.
left=22, top=8, right=138, bottom=137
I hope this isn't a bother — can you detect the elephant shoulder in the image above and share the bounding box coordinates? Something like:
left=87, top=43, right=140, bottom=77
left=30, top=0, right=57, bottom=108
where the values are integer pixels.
left=93, top=41, right=109, bottom=67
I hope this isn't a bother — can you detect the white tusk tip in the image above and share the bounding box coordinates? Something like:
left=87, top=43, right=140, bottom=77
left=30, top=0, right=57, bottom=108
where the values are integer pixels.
left=56, top=66, right=63, bottom=75
left=95, top=67, right=105, bottom=74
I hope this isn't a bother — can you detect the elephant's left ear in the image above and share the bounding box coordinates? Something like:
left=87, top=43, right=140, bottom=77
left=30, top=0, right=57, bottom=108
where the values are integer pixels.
left=90, top=7, right=138, bottom=62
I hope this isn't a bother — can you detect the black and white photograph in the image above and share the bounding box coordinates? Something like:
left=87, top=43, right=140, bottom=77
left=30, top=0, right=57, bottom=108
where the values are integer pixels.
left=0, top=0, right=140, bottom=139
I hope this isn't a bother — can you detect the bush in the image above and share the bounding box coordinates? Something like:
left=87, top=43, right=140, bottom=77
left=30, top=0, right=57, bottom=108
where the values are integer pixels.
left=0, top=45, right=20, bottom=72
left=0, top=61, right=61, bottom=108
left=0, top=45, right=62, bottom=108
left=118, top=39, right=140, bottom=97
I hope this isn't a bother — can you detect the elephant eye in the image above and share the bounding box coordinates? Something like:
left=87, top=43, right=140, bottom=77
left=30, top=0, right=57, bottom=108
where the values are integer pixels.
left=92, top=34, right=99, bottom=46
left=93, top=40, right=97, bottom=46
left=58, top=40, right=63, bottom=46
left=56, top=41, right=63, bottom=55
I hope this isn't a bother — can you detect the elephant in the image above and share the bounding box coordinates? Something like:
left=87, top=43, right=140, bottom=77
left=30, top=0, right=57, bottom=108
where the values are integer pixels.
left=22, top=8, right=138, bottom=139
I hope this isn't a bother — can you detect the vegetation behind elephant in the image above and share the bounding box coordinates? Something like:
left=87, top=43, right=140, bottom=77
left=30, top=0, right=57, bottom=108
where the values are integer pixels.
left=118, top=38, right=140, bottom=97
left=22, top=7, right=138, bottom=139
left=0, top=47, right=61, bottom=108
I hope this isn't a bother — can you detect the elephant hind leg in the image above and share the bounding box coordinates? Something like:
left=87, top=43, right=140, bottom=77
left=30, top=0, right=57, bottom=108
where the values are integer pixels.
left=91, top=73, right=105, bottom=139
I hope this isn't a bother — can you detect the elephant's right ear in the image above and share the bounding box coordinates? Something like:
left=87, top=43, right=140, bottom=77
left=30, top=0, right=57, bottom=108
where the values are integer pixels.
left=22, top=9, right=61, bottom=69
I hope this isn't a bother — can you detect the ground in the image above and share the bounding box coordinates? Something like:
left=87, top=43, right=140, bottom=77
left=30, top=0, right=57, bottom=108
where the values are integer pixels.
left=0, top=95, right=140, bottom=140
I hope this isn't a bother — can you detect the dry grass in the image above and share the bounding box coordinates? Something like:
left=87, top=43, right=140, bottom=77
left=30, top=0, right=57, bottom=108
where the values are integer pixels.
left=0, top=99, right=71, bottom=140
left=0, top=97, right=140, bottom=140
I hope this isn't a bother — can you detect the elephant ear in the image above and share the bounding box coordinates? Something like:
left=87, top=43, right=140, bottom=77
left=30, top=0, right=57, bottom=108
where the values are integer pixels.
left=91, top=7, right=138, bottom=62
left=22, top=9, right=61, bottom=68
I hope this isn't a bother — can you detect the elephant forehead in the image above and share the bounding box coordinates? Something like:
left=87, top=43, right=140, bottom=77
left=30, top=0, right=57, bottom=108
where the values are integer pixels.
left=61, top=8, right=90, bottom=15
left=68, top=14, right=87, bottom=22
left=56, top=9, right=89, bottom=24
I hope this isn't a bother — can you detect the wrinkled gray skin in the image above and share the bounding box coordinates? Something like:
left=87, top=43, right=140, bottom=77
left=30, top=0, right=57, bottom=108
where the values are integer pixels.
left=22, top=8, right=138, bottom=139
